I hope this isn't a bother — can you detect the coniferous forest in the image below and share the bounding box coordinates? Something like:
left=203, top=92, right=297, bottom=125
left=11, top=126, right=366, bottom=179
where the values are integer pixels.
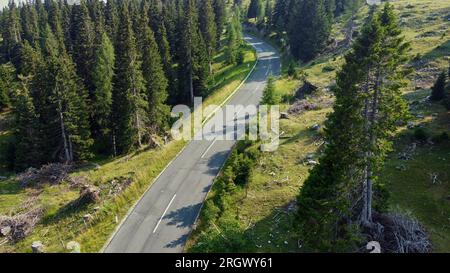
left=0, top=0, right=228, bottom=170
left=0, top=0, right=364, bottom=171
left=248, top=0, right=364, bottom=61
left=0, top=0, right=449, bottom=255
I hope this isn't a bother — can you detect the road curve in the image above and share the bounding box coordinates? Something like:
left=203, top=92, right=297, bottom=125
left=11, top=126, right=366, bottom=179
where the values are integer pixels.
left=103, top=34, right=281, bottom=253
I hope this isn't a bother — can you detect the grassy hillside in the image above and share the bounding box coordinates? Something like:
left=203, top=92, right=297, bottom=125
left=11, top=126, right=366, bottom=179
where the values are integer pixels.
left=187, top=0, right=450, bottom=253
left=0, top=44, right=256, bottom=253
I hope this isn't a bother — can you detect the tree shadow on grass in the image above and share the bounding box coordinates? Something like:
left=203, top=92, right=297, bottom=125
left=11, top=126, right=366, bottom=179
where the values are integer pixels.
left=422, top=39, right=450, bottom=62
left=40, top=198, right=91, bottom=225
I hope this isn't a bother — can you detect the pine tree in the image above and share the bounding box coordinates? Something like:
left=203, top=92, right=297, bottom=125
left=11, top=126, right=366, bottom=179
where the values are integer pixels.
left=264, top=0, right=273, bottom=30
left=288, top=0, right=331, bottom=61
left=225, top=21, right=237, bottom=65
left=139, top=1, right=169, bottom=134
left=105, top=0, right=119, bottom=42
left=257, top=0, right=265, bottom=25
left=36, top=0, right=49, bottom=36
left=11, top=75, right=42, bottom=170
left=148, top=0, right=176, bottom=105
left=161, top=0, right=178, bottom=57
left=20, top=2, right=40, bottom=46
left=18, top=41, right=46, bottom=116
left=112, top=2, right=146, bottom=154
left=92, top=32, right=115, bottom=151
left=261, top=76, right=277, bottom=105
left=178, top=0, right=209, bottom=105
left=70, top=0, right=95, bottom=94
left=45, top=0, right=65, bottom=50
left=87, top=0, right=105, bottom=40
left=1, top=1, right=22, bottom=67
left=60, top=0, right=73, bottom=53
left=128, top=0, right=141, bottom=36
left=430, top=71, right=446, bottom=101
left=199, top=0, right=217, bottom=74
left=324, top=0, right=336, bottom=18
left=212, top=0, right=226, bottom=48
left=247, top=0, right=259, bottom=19
left=272, top=0, right=289, bottom=31
left=40, top=25, right=93, bottom=162
left=0, top=63, right=16, bottom=110
left=296, top=4, right=410, bottom=250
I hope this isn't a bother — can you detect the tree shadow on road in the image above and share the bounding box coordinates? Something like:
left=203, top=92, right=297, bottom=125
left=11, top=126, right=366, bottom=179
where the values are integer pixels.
left=205, top=150, right=230, bottom=175
left=165, top=233, right=190, bottom=249
left=164, top=202, right=202, bottom=229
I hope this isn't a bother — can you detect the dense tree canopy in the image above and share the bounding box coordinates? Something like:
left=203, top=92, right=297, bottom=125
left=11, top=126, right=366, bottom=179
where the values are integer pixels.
left=262, top=0, right=364, bottom=61
left=0, top=0, right=229, bottom=170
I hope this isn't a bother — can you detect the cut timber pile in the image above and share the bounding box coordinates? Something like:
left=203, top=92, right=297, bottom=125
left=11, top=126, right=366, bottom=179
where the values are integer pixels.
left=288, top=101, right=320, bottom=115
left=0, top=207, right=43, bottom=242
left=17, top=163, right=72, bottom=187
left=287, top=97, right=332, bottom=116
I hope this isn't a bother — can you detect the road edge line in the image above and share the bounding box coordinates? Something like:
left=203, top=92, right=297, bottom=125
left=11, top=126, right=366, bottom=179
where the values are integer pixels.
left=183, top=34, right=266, bottom=252
left=182, top=141, right=237, bottom=253
left=99, top=141, right=189, bottom=253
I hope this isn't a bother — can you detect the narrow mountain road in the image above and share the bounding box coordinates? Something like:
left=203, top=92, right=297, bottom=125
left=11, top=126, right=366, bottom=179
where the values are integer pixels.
left=103, top=34, right=281, bottom=253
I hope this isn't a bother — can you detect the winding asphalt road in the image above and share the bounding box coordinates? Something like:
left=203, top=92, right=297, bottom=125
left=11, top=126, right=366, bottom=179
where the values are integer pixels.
left=103, top=34, right=281, bottom=253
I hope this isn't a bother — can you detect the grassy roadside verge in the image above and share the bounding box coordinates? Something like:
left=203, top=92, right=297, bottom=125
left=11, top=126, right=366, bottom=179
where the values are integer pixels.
left=0, top=42, right=257, bottom=253
left=204, top=43, right=257, bottom=109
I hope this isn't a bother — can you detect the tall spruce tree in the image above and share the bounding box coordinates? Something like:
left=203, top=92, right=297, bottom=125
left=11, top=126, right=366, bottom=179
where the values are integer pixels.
left=225, top=19, right=238, bottom=65
left=11, top=75, right=42, bottom=170
left=92, top=32, right=115, bottom=151
left=264, top=0, right=273, bottom=30
left=139, top=1, right=169, bottom=134
left=212, top=0, right=226, bottom=48
left=20, top=2, right=40, bottom=47
left=70, top=0, right=95, bottom=95
left=256, top=0, right=265, bottom=25
left=272, top=0, right=290, bottom=31
left=199, top=0, right=217, bottom=74
left=178, top=0, right=209, bottom=105
left=1, top=1, right=22, bottom=67
left=105, top=0, right=119, bottom=42
left=45, top=0, right=65, bottom=50
left=148, top=0, right=176, bottom=105
left=87, top=0, right=105, bottom=40
left=296, top=4, right=410, bottom=251
left=112, top=2, right=146, bottom=154
left=41, top=25, right=93, bottom=162
left=0, top=63, right=16, bottom=110
left=288, top=0, right=331, bottom=61
left=60, top=0, right=73, bottom=53
left=247, top=0, right=259, bottom=19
